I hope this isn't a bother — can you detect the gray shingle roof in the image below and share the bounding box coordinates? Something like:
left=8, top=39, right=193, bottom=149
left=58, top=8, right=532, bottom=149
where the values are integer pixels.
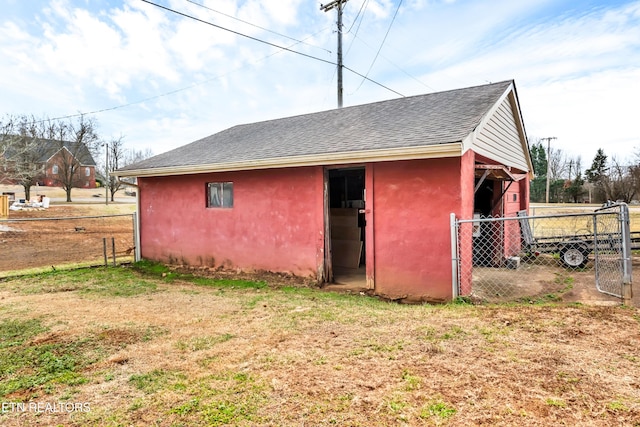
left=3, top=138, right=96, bottom=166
left=119, top=80, right=513, bottom=174
left=41, top=140, right=97, bottom=166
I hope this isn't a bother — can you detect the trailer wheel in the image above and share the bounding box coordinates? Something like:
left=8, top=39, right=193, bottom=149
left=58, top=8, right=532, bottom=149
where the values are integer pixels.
left=559, top=242, right=589, bottom=268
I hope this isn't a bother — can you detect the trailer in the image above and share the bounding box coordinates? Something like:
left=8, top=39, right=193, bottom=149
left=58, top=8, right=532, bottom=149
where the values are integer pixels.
left=518, top=210, right=640, bottom=269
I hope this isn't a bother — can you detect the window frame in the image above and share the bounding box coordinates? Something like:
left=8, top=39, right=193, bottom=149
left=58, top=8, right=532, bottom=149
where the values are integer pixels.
left=206, top=182, right=234, bottom=208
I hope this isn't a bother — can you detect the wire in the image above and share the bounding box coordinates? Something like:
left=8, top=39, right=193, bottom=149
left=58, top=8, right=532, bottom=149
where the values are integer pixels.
left=141, top=0, right=336, bottom=66
left=343, top=65, right=403, bottom=97
left=183, top=0, right=331, bottom=54
left=141, top=0, right=404, bottom=95
left=40, top=0, right=405, bottom=124
left=31, top=30, right=331, bottom=124
left=354, top=0, right=403, bottom=93
left=344, top=0, right=369, bottom=58
left=349, top=32, right=435, bottom=92
left=345, top=0, right=369, bottom=35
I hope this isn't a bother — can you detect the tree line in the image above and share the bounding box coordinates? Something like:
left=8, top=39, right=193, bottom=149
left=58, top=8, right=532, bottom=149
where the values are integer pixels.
left=0, top=114, right=152, bottom=202
left=529, top=138, right=640, bottom=204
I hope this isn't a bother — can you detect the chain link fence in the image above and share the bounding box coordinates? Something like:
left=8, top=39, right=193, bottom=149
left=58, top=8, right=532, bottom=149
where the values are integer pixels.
left=0, top=214, right=136, bottom=275
left=454, top=204, right=633, bottom=303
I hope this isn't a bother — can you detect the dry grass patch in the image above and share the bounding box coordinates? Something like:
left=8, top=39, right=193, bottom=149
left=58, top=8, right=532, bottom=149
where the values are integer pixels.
left=0, top=263, right=639, bottom=426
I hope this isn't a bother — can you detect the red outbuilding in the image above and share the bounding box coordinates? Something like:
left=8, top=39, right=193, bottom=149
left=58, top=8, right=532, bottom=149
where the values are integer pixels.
left=115, top=81, right=533, bottom=302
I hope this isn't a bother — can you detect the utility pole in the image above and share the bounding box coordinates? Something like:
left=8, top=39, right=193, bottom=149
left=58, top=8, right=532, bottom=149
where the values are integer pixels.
left=104, top=142, right=109, bottom=206
left=541, top=137, right=557, bottom=204
left=321, top=0, right=348, bottom=108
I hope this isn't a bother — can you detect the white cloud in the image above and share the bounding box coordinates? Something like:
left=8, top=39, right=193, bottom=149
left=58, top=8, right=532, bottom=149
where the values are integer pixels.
left=521, top=68, right=640, bottom=161
left=0, top=0, right=638, bottom=163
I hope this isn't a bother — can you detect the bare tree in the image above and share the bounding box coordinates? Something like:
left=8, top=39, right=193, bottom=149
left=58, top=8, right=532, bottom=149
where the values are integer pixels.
left=99, top=140, right=153, bottom=201
left=564, top=156, right=585, bottom=203
left=104, top=136, right=125, bottom=202
left=607, top=157, right=637, bottom=203
left=126, top=147, right=154, bottom=165
left=567, top=156, right=582, bottom=180
left=0, top=115, right=49, bottom=200
left=548, top=147, right=567, bottom=180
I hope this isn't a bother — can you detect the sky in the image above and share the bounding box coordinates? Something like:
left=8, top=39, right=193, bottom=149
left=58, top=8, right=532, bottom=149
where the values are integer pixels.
left=1, top=0, right=639, bottom=169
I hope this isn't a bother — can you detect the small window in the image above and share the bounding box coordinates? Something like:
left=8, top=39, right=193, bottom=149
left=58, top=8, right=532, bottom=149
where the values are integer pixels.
left=513, top=193, right=518, bottom=202
left=207, top=182, right=233, bottom=208
left=85, top=167, right=90, bottom=177
left=52, top=165, right=58, bottom=174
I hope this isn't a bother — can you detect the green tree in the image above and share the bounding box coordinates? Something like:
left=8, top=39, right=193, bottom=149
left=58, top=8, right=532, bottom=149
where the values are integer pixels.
left=529, top=141, right=548, bottom=203
left=585, top=149, right=609, bottom=203
left=529, top=141, right=547, bottom=175
left=564, top=171, right=585, bottom=203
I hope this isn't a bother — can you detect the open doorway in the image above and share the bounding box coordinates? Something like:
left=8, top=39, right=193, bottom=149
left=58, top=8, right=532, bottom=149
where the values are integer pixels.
left=328, top=167, right=366, bottom=286
left=473, top=177, right=498, bottom=266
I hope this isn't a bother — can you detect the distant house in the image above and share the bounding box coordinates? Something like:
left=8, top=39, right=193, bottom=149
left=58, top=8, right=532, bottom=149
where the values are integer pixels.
left=1, top=139, right=97, bottom=189
left=41, top=142, right=97, bottom=188
left=115, top=80, right=533, bottom=302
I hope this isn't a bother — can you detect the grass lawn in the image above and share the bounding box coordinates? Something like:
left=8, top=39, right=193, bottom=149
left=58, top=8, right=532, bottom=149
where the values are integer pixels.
left=0, top=263, right=639, bottom=426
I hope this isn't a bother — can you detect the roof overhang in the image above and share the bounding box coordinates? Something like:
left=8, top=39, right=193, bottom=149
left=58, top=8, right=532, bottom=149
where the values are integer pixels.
left=475, top=164, right=525, bottom=181
left=474, top=164, right=526, bottom=194
left=113, top=142, right=463, bottom=178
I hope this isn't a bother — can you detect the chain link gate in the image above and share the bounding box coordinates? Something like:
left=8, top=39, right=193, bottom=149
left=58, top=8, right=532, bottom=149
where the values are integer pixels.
left=452, top=204, right=633, bottom=304
left=593, top=203, right=633, bottom=299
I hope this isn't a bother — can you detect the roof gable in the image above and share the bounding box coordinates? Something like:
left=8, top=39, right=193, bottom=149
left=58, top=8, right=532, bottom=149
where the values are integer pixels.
left=117, top=80, right=530, bottom=177
left=42, top=140, right=97, bottom=166
left=467, top=87, right=531, bottom=172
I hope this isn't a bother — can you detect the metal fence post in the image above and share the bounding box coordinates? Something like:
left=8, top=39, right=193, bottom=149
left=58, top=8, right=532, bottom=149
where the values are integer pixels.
left=620, top=203, right=633, bottom=306
left=450, top=213, right=459, bottom=299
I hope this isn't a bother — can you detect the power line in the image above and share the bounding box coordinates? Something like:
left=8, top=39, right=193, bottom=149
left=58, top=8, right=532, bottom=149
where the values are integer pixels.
left=344, top=0, right=369, bottom=59
left=32, top=31, right=329, bottom=124
left=342, top=0, right=433, bottom=93
left=344, top=65, right=403, bottom=96
left=349, top=32, right=435, bottom=92
left=183, top=0, right=331, bottom=54
left=40, top=1, right=405, bottom=123
left=345, top=0, right=369, bottom=35
left=141, top=0, right=336, bottom=66
left=354, top=0, right=403, bottom=93
left=142, top=0, right=404, bottom=95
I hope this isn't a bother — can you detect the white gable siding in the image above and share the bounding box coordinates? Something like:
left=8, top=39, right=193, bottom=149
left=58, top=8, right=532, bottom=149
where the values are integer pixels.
left=473, top=96, right=529, bottom=172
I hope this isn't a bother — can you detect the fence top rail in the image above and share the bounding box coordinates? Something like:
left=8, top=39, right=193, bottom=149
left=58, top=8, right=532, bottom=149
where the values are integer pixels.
left=594, top=201, right=627, bottom=212
left=456, top=210, right=618, bottom=224
left=0, top=213, right=134, bottom=223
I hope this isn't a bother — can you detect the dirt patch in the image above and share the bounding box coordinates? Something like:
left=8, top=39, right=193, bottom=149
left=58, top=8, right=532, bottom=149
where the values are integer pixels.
left=0, top=204, right=135, bottom=272
left=172, top=264, right=318, bottom=288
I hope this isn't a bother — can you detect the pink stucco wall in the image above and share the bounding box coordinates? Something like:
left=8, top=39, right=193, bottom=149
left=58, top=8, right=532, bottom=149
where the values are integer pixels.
left=136, top=152, right=526, bottom=302
left=457, top=151, right=476, bottom=296
left=138, top=167, right=325, bottom=278
left=368, top=155, right=472, bottom=302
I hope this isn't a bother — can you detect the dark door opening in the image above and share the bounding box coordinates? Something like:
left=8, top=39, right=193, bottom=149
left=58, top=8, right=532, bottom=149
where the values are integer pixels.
left=473, top=177, right=497, bottom=266
left=328, top=167, right=366, bottom=285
